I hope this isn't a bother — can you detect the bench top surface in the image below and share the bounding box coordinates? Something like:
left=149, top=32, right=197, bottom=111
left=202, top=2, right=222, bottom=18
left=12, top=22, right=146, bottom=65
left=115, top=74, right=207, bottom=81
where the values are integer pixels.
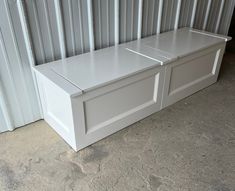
left=50, top=46, right=163, bottom=92
left=125, top=28, right=230, bottom=59
left=35, top=28, right=230, bottom=94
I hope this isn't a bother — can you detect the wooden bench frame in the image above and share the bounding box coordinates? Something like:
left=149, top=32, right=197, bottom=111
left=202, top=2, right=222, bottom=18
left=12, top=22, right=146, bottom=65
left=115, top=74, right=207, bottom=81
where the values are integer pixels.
left=34, top=28, right=230, bottom=151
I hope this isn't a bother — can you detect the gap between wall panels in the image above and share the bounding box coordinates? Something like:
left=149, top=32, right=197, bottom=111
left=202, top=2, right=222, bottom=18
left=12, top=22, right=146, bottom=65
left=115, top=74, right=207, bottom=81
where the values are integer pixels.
left=0, top=0, right=234, bottom=131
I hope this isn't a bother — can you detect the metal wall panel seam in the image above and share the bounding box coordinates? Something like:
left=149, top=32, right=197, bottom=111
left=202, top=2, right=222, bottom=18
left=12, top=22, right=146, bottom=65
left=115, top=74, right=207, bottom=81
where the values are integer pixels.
left=123, top=0, right=127, bottom=42
left=194, top=0, right=202, bottom=28
left=203, top=0, right=212, bottom=30
left=168, top=0, right=174, bottom=30
left=130, top=0, right=134, bottom=40
left=32, top=0, right=46, bottom=63
left=17, top=0, right=43, bottom=118
left=144, top=0, right=149, bottom=36
left=68, top=0, right=76, bottom=55
left=180, top=0, right=187, bottom=27
left=77, top=0, right=84, bottom=53
left=87, top=0, right=94, bottom=51
left=137, top=0, right=143, bottom=39
left=190, top=0, right=198, bottom=27
left=4, top=0, right=35, bottom=122
left=174, top=0, right=182, bottom=30
left=106, top=0, right=110, bottom=46
left=54, top=0, right=66, bottom=58
left=157, top=0, right=163, bottom=33
left=98, top=0, right=102, bottom=49
left=206, top=0, right=218, bottom=32
left=114, top=0, right=119, bottom=45
left=162, top=0, right=168, bottom=32
left=185, top=0, right=191, bottom=26
left=150, top=0, right=156, bottom=35
left=43, top=0, right=55, bottom=60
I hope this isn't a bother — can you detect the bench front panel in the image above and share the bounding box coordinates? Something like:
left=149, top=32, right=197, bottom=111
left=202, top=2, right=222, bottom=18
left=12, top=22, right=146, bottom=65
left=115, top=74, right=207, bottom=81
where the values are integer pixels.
left=162, top=43, right=226, bottom=108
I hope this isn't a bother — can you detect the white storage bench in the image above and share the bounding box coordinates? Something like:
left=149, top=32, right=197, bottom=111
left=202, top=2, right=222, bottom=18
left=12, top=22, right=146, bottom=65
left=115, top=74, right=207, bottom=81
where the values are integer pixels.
left=34, top=28, right=231, bottom=151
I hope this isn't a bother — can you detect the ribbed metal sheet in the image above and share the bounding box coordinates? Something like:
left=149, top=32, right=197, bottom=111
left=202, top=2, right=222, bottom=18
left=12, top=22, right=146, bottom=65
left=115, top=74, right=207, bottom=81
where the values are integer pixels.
left=161, top=0, right=178, bottom=32
left=178, top=0, right=194, bottom=28
left=0, top=0, right=41, bottom=131
left=25, top=0, right=59, bottom=64
left=119, top=0, right=139, bottom=43
left=193, top=0, right=209, bottom=30
left=93, top=0, right=115, bottom=49
left=62, top=0, right=90, bottom=55
left=141, top=0, right=159, bottom=37
left=23, top=0, right=235, bottom=64
left=206, top=0, right=221, bottom=32
left=218, top=0, right=235, bottom=35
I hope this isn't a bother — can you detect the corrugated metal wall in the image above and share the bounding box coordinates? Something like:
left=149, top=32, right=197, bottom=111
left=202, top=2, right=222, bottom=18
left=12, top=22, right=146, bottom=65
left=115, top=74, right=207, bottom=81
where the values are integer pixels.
left=0, top=0, right=41, bottom=132
left=0, top=0, right=234, bottom=131
left=22, top=0, right=235, bottom=65
left=21, top=0, right=234, bottom=64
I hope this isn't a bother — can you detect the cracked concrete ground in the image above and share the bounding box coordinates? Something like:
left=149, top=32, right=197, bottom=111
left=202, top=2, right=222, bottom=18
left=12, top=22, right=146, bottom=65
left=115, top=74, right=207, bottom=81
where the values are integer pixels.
left=0, top=53, right=235, bottom=191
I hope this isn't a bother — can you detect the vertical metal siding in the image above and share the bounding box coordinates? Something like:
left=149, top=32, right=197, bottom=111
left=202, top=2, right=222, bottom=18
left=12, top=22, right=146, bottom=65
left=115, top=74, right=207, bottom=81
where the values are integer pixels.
left=93, top=0, right=115, bottom=49
left=119, top=0, right=139, bottom=43
left=22, top=0, right=235, bottom=64
left=161, top=0, right=178, bottom=32
left=178, top=0, right=194, bottom=28
left=218, top=0, right=235, bottom=35
left=193, top=0, right=209, bottom=30
left=62, top=0, right=90, bottom=55
left=206, top=0, right=221, bottom=32
left=0, top=0, right=41, bottom=131
left=142, top=0, right=159, bottom=37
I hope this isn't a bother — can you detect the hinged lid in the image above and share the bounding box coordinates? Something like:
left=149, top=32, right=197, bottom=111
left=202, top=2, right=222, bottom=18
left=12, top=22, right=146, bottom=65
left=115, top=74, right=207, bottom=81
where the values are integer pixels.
left=51, top=46, right=165, bottom=92
left=130, top=28, right=230, bottom=59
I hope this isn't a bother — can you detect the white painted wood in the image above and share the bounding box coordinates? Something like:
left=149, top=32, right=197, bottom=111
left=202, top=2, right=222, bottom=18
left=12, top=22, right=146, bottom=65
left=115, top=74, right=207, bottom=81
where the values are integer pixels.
left=50, top=46, right=163, bottom=91
left=157, top=0, right=163, bottom=34
left=87, top=0, right=95, bottom=51
left=72, top=67, right=165, bottom=151
left=54, top=0, right=66, bottom=58
left=161, top=43, right=226, bottom=108
left=190, top=0, right=198, bottom=28
left=190, top=28, right=232, bottom=42
left=114, top=0, right=119, bottom=45
left=123, top=41, right=175, bottom=64
left=143, top=28, right=227, bottom=58
left=35, top=73, right=78, bottom=149
left=203, top=0, right=212, bottom=30
left=215, top=0, right=225, bottom=33
left=34, top=28, right=230, bottom=151
left=84, top=74, right=157, bottom=132
left=174, top=0, right=182, bottom=30
left=33, top=65, right=82, bottom=97
left=137, top=0, right=143, bottom=39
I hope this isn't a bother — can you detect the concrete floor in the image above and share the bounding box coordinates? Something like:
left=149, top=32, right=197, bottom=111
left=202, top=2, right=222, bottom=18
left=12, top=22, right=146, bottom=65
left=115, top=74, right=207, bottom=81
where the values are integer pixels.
left=0, top=53, right=235, bottom=191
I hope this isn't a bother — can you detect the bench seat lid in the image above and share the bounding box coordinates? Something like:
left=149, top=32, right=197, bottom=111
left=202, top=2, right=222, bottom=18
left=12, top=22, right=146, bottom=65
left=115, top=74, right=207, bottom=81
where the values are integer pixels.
left=125, top=28, right=231, bottom=60
left=34, top=28, right=231, bottom=95
left=49, top=46, right=164, bottom=92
